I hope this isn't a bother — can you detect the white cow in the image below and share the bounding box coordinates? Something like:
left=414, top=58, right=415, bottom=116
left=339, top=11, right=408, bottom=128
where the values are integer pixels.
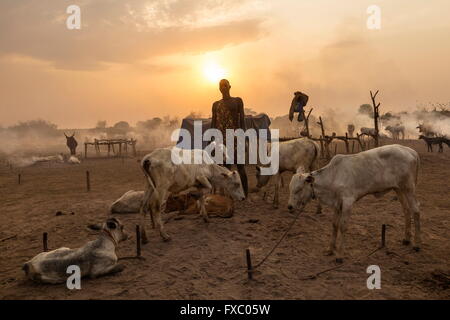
left=288, top=144, right=421, bottom=263
left=140, top=147, right=245, bottom=242
left=255, top=138, right=320, bottom=209
left=110, top=190, right=144, bottom=214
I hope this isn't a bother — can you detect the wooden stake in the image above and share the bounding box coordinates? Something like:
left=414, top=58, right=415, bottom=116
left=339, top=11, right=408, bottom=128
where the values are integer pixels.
left=136, top=225, right=141, bottom=257
left=43, top=232, right=48, bottom=252
left=381, top=224, right=386, bottom=248
left=246, top=249, right=253, bottom=280
left=18, top=173, right=21, bottom=185
left=86, top=170, right=91, bottom=192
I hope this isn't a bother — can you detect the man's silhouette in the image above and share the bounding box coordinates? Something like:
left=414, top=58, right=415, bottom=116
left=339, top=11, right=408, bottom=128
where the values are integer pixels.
left=211, top=79, right=248, bottom=197
left=289, top=91, right=309, bottom=122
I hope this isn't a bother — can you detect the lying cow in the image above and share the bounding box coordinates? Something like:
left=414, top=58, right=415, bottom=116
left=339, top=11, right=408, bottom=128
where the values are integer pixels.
left=111, top=190, right=234, bottom=218
left=110, top=190, right=144, bottom=213
left=23, top=218, right=128, bottom=283
left=140, top=147, right=245, bottom=242
left=255, top=138, right=320, bottom=210
left=288, top=144, right=421, bottom=263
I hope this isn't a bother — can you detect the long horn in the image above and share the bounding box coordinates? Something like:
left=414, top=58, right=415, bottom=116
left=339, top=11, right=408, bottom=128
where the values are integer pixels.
left=72, top=132, right=75, bottom=137
left=64, top=132, right=68, bottom=138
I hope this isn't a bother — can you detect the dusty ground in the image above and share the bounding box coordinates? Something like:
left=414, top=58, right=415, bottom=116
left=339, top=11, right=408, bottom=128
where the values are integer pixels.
left=0, top=139, right=449, bottom=300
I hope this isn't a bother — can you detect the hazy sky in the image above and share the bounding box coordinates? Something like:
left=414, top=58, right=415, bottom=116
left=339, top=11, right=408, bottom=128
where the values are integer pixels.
left=1, top=0, right=449, bottom=128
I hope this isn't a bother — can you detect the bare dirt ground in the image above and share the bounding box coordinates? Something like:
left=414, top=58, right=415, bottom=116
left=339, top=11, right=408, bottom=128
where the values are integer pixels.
left=1, top=140, right=449, bottom=300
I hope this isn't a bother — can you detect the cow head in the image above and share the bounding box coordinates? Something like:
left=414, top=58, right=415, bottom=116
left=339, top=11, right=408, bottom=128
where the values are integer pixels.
left=255, top=165, right=271, bottom=189
left=102, top=218, right=128, bottom=244
left=216, top=170, right=245, bottom=201
left=64, top=132, right=78, bottom=155
left=288, top=173, right=315, bottom=213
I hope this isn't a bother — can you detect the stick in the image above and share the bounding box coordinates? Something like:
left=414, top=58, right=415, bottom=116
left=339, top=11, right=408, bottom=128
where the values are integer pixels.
left=43, top=232, right=48, bottom=252
left=86, top=170, right=90, bottom=192
left=246, top=249, right=253, bottom=280
left=18, top=173, right=21, bottom=185
left=136, top=225, right=141, bottom=257
left=0, top=234, right=17, bottom=242
left=381, top=224, right=386, bottom=248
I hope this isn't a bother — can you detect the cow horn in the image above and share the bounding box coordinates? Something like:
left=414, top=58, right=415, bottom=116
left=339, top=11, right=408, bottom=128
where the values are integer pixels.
left=64, top=132, right=68, bottom=138
left=72, top=132, right=75, bottom=137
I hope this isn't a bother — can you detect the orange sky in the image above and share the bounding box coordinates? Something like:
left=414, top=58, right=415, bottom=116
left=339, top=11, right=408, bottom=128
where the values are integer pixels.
left=1, top=0, right=449, bottom=128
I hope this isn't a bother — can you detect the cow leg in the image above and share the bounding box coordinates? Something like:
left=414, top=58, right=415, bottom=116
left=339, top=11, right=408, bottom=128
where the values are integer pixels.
left=273, top=174, right=280, bottom=209
left=396, top=190, right=412, bottom=245
left=335, top=199, right=353, bottom=263
left=197, top=195, right=209, bottom=223
left=194, top=176, right=213, bottom=222
left=154, top=190, right=171, bottom=242
left=139, top=187, right=153, bottom=244
left=325, top=207, right=340, bottom=256
left=405, top=192, right=421, bottom=251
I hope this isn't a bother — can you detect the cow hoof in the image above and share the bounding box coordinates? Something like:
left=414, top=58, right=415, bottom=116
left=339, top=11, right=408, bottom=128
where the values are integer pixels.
left=335, top=258, right=343, bottom=264
left=413, top=246, right=420, bottom=252
left=402, top=239, right=411, bottom=246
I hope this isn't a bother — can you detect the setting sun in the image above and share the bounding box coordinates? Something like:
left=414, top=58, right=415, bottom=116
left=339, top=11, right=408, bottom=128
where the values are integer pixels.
left=203, top=61, right=227, bottom=84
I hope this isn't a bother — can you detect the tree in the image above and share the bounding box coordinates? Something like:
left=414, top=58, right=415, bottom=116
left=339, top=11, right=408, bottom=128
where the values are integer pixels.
left=358, top=104, right=374, bottom=118
left=96, top=120, right=107, bottom=129
left=8, top=119, right=59, bottom=137
left=113, top=121, right=130, bottom=132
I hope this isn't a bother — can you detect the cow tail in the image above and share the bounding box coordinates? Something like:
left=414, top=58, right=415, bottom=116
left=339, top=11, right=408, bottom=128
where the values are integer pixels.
left=141, top=159, right=157, bottom=192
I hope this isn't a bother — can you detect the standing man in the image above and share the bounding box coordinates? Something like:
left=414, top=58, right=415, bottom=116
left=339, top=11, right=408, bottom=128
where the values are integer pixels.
left=211, top=79, right=248, bottom=197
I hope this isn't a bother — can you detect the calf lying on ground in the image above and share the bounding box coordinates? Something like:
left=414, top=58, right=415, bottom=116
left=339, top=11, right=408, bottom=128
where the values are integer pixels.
left=288, top=144, right=421, bottom=263
left=255, top=138, right=320, bottom=210
left=140, top=147, right=245, bottom=242
left=22, top=218, right=128, bottom=284
left=111, top=190, right=234, bottom=218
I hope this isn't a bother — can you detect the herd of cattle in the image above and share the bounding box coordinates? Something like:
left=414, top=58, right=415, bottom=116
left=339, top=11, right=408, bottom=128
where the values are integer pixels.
left=23, top=136, right=424, bottom=283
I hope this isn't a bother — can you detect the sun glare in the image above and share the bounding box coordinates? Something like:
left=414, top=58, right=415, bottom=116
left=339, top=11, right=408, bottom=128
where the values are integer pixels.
left=203, top=62, right=227, bottom=84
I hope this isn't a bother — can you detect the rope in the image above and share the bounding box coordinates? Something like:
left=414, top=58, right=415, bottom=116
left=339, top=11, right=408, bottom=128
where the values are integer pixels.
left=251, top=209, right=302, bottom=270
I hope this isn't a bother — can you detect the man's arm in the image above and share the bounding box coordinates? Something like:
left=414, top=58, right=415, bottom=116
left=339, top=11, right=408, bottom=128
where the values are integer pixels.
left=238, top=98, right=246, bottom=131
left=289, top=96, right=297, bottom=122
left=211, top=102, right=217, bottom=129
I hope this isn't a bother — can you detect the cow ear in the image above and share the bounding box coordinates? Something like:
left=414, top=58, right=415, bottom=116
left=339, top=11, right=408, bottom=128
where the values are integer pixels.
left=305, top=175, right=314, bottom=183
left=106, top=220, right=117, bottom=229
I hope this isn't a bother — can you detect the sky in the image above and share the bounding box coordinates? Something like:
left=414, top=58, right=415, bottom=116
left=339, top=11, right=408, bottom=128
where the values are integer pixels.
left=0, top=0, right=449, bottom=128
